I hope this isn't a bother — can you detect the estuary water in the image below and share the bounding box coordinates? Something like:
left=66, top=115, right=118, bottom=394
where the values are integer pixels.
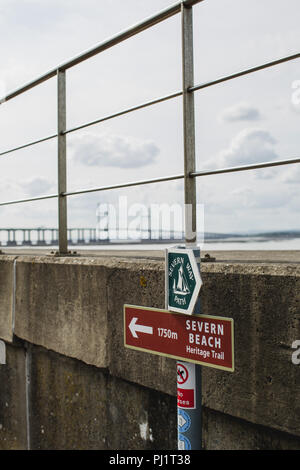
left=76, top=237, right=300, bottom=251
left=5, top=237, right=300, bottom=252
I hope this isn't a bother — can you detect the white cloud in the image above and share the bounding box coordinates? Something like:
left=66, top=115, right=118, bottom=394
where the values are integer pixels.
left=280, top=164, right=300, bottom=184
left=0, top=177, right=54, bottom=199
left=70, top=132, right=159, bottom=169
left=204, top=184, right=292, bottom=215
left=252, top=168, right=279, bottom=180
left=219, top=102, right=261, bottom=123
left=0, top=0, right=300, bottom=234
left=22, top=177, right=55, bottom=196
left=218, top=128, right=279, bottom=167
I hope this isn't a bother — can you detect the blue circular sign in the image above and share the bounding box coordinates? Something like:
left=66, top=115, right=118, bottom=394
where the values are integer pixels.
left=178, top=433, right=191, bottom=450
left=178, top=409, right=191, bottom=433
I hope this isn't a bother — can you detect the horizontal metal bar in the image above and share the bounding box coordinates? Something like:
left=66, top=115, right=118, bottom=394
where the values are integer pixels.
left=0, top=226, right=167, bottom=230
left=0, top=70, right=58, bottom=104
left=0, top=227, right=57, bottom=231
left=0, top=90, right=182, bottom=156
left=190, top=157, right=300, bottom=177
left=7, top=51, right=295, bottom=142
left=0, top=156, right=299, bottom=208
left=190, top=52, right=300, bottom=93
left=65, top=91, right=182, bottom=135
left=0, top=1, right=204, bottom=104
left=0, top=193, right=58, bottom=207
left=0, top=227, right=93, bottom=230
left=0, top=133, right=57, bottom=158
left=183, top=0, right=205, bottom=6
left=63, top=174, right=185, bottom=197
left=61, top=1, right=195, bottom=71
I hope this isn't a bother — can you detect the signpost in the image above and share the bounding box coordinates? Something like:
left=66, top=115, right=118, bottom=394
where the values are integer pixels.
left=123, top=3, right=236, bottom=451
left=180, top=0, right=202, bottom=450
left=124, top=305, right=234, bottom=372
left=124, top=303, right=235, bottom=449
left=171, top=246, right=202, bottom=450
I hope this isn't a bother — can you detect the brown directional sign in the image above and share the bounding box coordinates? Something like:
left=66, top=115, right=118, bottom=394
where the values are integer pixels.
left=124, top=304, right=234, bottom=372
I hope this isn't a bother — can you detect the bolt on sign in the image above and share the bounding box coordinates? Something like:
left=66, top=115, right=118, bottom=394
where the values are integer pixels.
left=124, top=305, right=234, bottom=372
left=167, top=247, right=202, bottom=315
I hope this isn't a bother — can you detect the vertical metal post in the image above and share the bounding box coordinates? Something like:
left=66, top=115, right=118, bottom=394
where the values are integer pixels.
left=57, top=69, right=68, bottom=254
left=182, top=2, right=196, bottom=246
left=178, top=2, right=202, bottom=451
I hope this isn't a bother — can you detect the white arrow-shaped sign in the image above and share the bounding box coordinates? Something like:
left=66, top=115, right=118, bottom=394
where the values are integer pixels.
left=178, top=414, right=187, bottom=429
left=129, top=317, right=153, bottom=338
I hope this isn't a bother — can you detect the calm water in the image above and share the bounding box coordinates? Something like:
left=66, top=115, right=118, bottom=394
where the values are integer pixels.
left=4, top=237, right=300, bottom=251
left=76, top=237, right=300, bottom=251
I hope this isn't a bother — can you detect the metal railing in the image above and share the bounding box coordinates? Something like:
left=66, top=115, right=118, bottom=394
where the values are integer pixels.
left=0, top=0, right=299, bottom=253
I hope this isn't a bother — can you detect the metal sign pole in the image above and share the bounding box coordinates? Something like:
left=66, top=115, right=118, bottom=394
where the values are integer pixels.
left=178, top=2, right=202, bottom=450
left=177, top=248, right=202, bottom=450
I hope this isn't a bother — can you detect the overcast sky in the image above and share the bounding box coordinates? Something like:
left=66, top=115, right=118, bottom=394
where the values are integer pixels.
left=0, top=0, right=299, bottom=235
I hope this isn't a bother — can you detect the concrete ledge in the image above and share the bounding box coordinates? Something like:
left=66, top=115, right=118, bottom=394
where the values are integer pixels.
left=0, top=257, right=15, bottom=342
left=200, top=263, right=300, bottom=437
left=14, top=256, right=115, bottom=368
left=107, top=259, right=300, bottom=437
left=107, top=258, right=177, bottom=396
left=2, top=253, right=299, bottom=447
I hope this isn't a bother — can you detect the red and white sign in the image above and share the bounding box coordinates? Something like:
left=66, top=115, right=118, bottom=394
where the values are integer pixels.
left=177, top=363, right=189, bottom=385
left=177, top=362, right=196, bottom=409
left=124, top=304, right=234, bottom=372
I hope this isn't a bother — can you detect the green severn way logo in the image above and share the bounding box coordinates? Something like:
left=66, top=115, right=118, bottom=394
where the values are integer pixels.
left=167, top=248, right=202, bottom=315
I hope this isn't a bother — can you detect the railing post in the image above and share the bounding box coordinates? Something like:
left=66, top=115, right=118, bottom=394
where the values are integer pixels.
left=178, top=2, right=202, bottom=452
left=182, top=1, right=196, bottom=246
left=57, top=69, right=68, bottom=254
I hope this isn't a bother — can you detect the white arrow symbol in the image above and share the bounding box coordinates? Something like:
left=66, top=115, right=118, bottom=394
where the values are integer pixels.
left=178, top=414, right=187, bottom=429
left=129, top=317, right=153, bottom=338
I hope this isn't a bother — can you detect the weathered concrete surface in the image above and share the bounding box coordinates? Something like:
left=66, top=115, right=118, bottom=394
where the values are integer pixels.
left=107, top=258, right=177, bottom=396
left=2, top=248, right=300, bottom=263
left=200, top=263, right=300, bottom=437
left=107, top=260, right=300, bottom=438
left=0, top=257, right=15, bottom=342
left=29, top=344, right=176, bottom=450
left=14, top=256, right=113, bottom=368
left=29, top=345, right=108, bottom=450
left=0, top=341, right=27, bottom=449
left=202, top=408, right=300, bottom=450
left=81, top=248, right=300, bottom=264
left=0, top=253, right=299, bottom=449
left=106, top=375, right=177, bottom=450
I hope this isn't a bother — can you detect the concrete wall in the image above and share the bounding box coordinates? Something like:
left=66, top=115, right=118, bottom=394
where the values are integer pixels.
left=0, top=254, right=299, bottom=450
